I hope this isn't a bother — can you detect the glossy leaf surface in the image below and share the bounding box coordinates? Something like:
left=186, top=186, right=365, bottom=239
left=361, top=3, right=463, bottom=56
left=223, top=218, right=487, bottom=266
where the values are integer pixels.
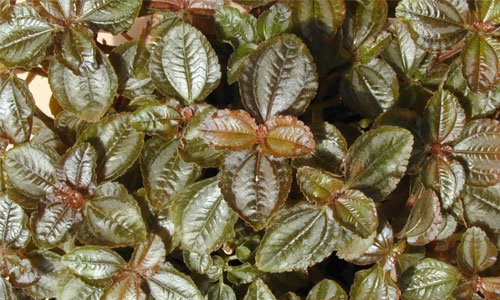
left=350, top=264, right=400, bottom=300
left=78, top=0, right=142, bottom=34
left=296, top=166, right=343, bottom=205
left=457, top=226, right=497, bottom=274
left=62, top=246, right=126, bottom=280
left=462, top=34, right=498, bottom=93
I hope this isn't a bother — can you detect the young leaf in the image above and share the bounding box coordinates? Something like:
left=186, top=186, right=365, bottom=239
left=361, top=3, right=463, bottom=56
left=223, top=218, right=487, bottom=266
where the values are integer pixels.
left=349, top=220, right=394, bottom=265
left=84, top=182, right=147, bottom=246
left=462, top=34, right=498, bottom=93
left=400, top=258, right=462, bottom=299
left=238, top=34, right=318, bottom=123
left=32, top=202, right=79, bottom=248
left=344, top=126, right=413, bottom=201
left=199, top=109, right=257, bottom=151
left=255, top=202, right=339, bottom=272
left=261, top=115, right=315, bottom=158
left=129, top=235, right=166, bottom=275
left=256, top=3, right=291, bottom=41
left=350, top=264, right=400, bottom=300
left=244, top=279, right=277, bottom=300
left=306, top=279, right=348, bottom=300
left=214, top=6, right=257, bottom=48
left=219, top=149, right=292, bottom=230
left=207, top=282, right=237, bottom=300
left=59, top=143, right=98, bottom=192
left=457, top=226, right=497, bottom=275
left=0, top=74, right=35, bottom=144
left=356, top=30, right=392, bottom=63
left=0, top=194, right=30, bottom=248
left=172, top=177, right=238, bottom=253
left=396, top=0, right=469, bottom=50
left=78, top=0, right=142, bottom=34
left=102, top=272, right=145, bottom=300
left=332, top=189, right=378, bottom=238
left=340, top=58, right=399, bottom=118
left=146, top=263, right=203, bottom=300
left=130, top=102, right=183, bottom=136
left=296, top=166, right=343, bottom=205
left=150, top=23, right=221, bottom=103
left=78, top=113, right=144, bottom=181
left=62, top=246, right=126, bottom=280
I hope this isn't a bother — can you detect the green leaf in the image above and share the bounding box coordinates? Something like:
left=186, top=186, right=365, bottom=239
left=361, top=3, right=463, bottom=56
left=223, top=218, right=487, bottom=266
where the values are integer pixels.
left=214, top=6, right=257, bottom=48
left=244, top=279, right=277, bottom=300
left=36, top=0, right=76, bottom=20
left=146, top=263, right=203, bottom=300
left=57, top=27, right=98, bottom=74
left=32, top=202, right=79, bottom=248
left=24, top=250, right=62, bottom=299
left=3, top=143, right=58, bottom=199
left=183, top=251, right=212, bottom=274
left=207, top=282, right=237, bottom=300
left=462, top=34, right=498, bottom=93
left=356, top=30, right=392, bottom=64
left=332, top=189, right=378, bottom=238
left=0, top=4, right=53, bottom=67
left=422, top=90, right=466, bottom=145
left=0, top=277, right=15, bottom=300
left=400, top=258, right=462, bottom=300
left=306, top=279, right=347, bottom=300
left=3, top=250, right=39, bottom=287
left=349, top=220, right=394, bottom=265
left=344, top=126, right=413, bottom=201
left=227, top=43, right=257, bottom=85
left=84, top=182, right=147, bottom=246
left=435, top=212, right=457, bottom=241
left=296, top=166, right=343, bottom=205
left=457, top=226, right=497, bottom=274
left=59, top=143, right=98, bottom=192
left=256, top=3, right=291, bottom=41
left=0, top=193, right=30, bottom=248
left=62, top=246, right=126, bottom=280
left=172, top=177, right=238, bottom=253
left=150, top=23, right=221, bottom=103
left=336, top=230, right=376, bottom=261
left=453, top=119, right=500, bottom=186
left=350, top=264, right=400, bottom=300
left=219, top=149, right=292, bottom=230
left=475, top=0, right=499, bottom=23
left=141, top=137, right=201, bottom=211
left=103, top=272, right=145, bottom=300
left=78, top=113, right=144, bottom=181
left=397, top=187, right=443, bottom=245
left=129, top=235, right=166, bottom=275
left=227, top=263, right=260, bottom=285
left=461, top=184, right=500, bottom=241
left=78, top=0, right=142, bottom=34
left=130, top=102, right=183, bottom=136
left=255, top=202, right=339, bottom=272
left=238, top=34, right=318, bottom=123
left=0, top=74, right=35, bottom=144
left=340, top=58, right=399, bottom=118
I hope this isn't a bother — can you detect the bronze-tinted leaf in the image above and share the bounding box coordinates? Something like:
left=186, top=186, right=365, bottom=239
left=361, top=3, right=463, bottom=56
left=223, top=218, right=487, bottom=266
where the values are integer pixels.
left=462, top=34, right=498, bottom=93
left=457, top=226, right=497, bottom=275
left=296, top=166, right=343, bottom=205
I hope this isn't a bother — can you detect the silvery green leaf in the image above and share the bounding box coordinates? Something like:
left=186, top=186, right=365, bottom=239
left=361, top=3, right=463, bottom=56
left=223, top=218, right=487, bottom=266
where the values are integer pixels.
left=146, top=263, right=203, bottom=300
left=78, top=0, right=142, bottom=34
left=62, top=246, right=126, bottom=280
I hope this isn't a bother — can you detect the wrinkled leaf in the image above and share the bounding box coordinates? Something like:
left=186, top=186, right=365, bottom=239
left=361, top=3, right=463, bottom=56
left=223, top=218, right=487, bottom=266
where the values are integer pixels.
left=461, top=183, right=500, bottom=241
left=256, top=3, right=291, bottom=41
left=129, top=234, right=166, bottom=275
left=62, top=246, right=126, bottom=280
left=78, top=0, right=142, bottom=34
left=296, top=166, right=343, bottom=205
left=332, top=189, right=378, bottom=238
left=349, top=220, right=394, bottom=265
left=207, top=282, right=237, bottom=300
left=214, top=6, right=256, bottom=48
left=350, top=264, right=400, bottom=300
left=33, top=202, right=79, bottom=248
left=131, top=102, right=183, bottom=136
left=103, top=272, right=145, bottom=300
left=244, top=279, right=277, bottom=300
left=59, top=143, right=97, bottom=192
left=457, top=226, right=497, bottom=274
left=462, top=34, right=498, bottom=93
left=0, top=193, right=30, bottom=247
left=146, top=263, right=203, bottom=300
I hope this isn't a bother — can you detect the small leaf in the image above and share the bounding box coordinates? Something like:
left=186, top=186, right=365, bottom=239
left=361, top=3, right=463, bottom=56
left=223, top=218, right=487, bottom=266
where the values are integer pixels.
left=59, top=143, right=98, bottom=192
left=356, top=30, right=392, bottom=63
left=36, top=0, right=76, bottom=20
left=227, top=263, right=260, bottom=285
left=219, top=149, right=292, bottom=230
left=244, top=279, right=277, bottom=300
left=129, top=235, right=166, bottom=275
left=479, top=277, right=500, bottom=299
left=84, top=182, right=147, bottom=246
left=256, top=3, right=291, bottom=41
left=150, top=23, right=221, bottom=103
left=0, top=74, right=35, bottom=144
left=457, top=226, right=497, bottom=275
left=332, top=189, right=378, bottom=238
left=146, top=263, right=203, bottom=300
left=475, top=0, right=499, bottom=23
left=214, top=6, right=257, bottom=48
left=199, top=109, right=257, bottom=151
left=103, top=272, right=145, bottom=300
left=183, top=251, right=212, bottom=274
left=306, top=279, right=348, bottom=300
left=239, top=34, right=318, bottom=123
left=3, top=251, right=39, bottom=287
left=462, top=34, right=498, bottom=93
left=340, top=58, right=399, bottom=118
left=227, top=43, right=257, bottom=84
left=296, top=166, right=343, bottom=205
left=32, top=202, right=79, bottom=248
left=78, top=113, right=144, bottom=181
left=350, top=264, right=400, bottom=300
left=207, top=282, right=237, bottom=300
left=57, top=272, right=104, bottom=300
left=349, top=220, right=394, bottom=265
left=62, top=246, right=126, bottom=280
left=0, top=193, right=30, bottom=247
left=435, top=212, right=457, bottom=241
left=130, top=102, right=183, bottom=136
left=255, top=202, right=339, bottom=272
left=400, top=258, right=462, bottom=300
left=172, top=177, right=238, bottom=253
left=344, top=126, right=413, bottom=201
left=396, top=0, right=469, bottom=50
left=261, top=115, right=316, bottom=158
left=78, top=0, right=142, bottom=34
left=453, top=119, right=500, bottom=186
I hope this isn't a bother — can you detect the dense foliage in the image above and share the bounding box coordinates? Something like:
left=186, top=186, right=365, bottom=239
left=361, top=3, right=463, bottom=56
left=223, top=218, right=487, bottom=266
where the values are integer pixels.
left=0, top=0, right=498, bottom=299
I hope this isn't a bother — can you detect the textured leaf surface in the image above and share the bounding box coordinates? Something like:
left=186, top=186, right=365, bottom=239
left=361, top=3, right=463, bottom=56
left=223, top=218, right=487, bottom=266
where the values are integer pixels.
left=130, top=235, right=166, bottom=275
left=78, top=0, right=142, bottom=34
left=349, top=220, right=394, bottom=265
left=0, top=194, right=29, bottom=247
left=59, top=143, right=97, bottom=192
left=461, top=183, right=500, bottom=239
left=255, top=202, right=338, bottom=272
left=172, top=177, right=238, bottom=253
left=306, top=279, right=347, bottom=300
left=214, top=6, right=257, bottom=48
left=3, top=251, right=39, bottom=287
left=33, top=202, right=78, bottom=248
left=219, top=149, right=291, bottom=230
left=256, top=3, right=291, bottom=41
left=457, top=226, right=497, bottom=274
left=206, top=282, right=237, bottom=300
left=332, top=189, right=378, bottom=238
left=62, top=246, right=126, bottom=280
left=243, top=279, right=277, bottom=300
left=296, top=166, right=343, bottom=205
left=475, top=0, right=499, bottom=23
left=239, top=34, right=318, bottom=122
left=103, top=272, right=144, bottom=300
left=146, top=263, right=203, bottom=300
left=462, top=34, right=498, bottom=93
left=345, top=126, right=413, bottom=201
left=131, top=102, right=183, bottom=136
left=350, top=264, right=400, bottom=300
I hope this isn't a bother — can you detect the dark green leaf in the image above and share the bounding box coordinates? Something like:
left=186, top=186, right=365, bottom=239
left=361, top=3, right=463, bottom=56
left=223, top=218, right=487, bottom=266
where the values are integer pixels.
left=356, top=30, right=391, bottom=64
left=32, top=202, right=79, bottom=248
left=24, top=250, right=62, bottom=299
left=130, top=102, right=183, bottom=136
left=332, top=189, right=378, bottom=238
left=256, top=3, right=291, bottom=41
left=62, top=246, right=126, bottom=280
left=57, top=273, right=104, bottom=300
left=78, top=0, right=142, bottom=34
left=207, top=282, right=237, bottom=300
left=244, top=279, right=277, bottom=300
left=214, top=6, right=257, bottom=48
left=350, top=264, right=400, bottom=300
left=435, top=212, right=457, bottom=241
left=0, top=193, right=30, bottom=248
left=59, top=143, right=98, bottom=192
left=146, top=263, right=203, bottom=300
left=36, top=0, right=76, bottom=20
left=457, top=226, right=497, bottom=274
left=129, top=235, right=166, bottom=275
left=462, top=34, right=498, bottom=93
left=306, top=279, right=347, bottom=300
left=227, top=263, right=260, bottom=285
left=58, top=27, right=97, bottom=74
left=296, top=166, right=343, bottom=205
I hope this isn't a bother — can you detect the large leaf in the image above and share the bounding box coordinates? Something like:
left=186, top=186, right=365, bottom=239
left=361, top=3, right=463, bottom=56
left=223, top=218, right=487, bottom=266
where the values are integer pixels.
left=462, top=34, right=498, bottom=93
left=59, top=143, right=97, bottom=192
left=306, top=279, right=347, bottom=300
left=78, top=113, right=144, bottom=181
left=238, top=34, right=318, bottom=123
left=62, top=246, right=126, bottom=280
left=422, top=89, right=466, bottom=145
left=49, top=50, right=118, bottom=123
left=150, top=23, right=221, bottom=103
left=3, top=143, right=58, bottom=199
left=0, top=75, right=35, bottom=144
left=350, top=264, right=400, bottom=300
left=57, top=26, right=97, bottom=74
left=84, top=182, right=147, bottom=246
left=255, top=202, right=339, bottom=272
left=32, top=202, right=79, bottom=248
left=214, top=6, right=257, bottom=48
left=130, top=102, right=183, bottom=137
left=172, top=177, right=238, bottom=253
left=344, top=126, right=413, bottom=201
left=457, top=226, right=497, bottom=275
left=332, top=189, right=378, bottom=238
left=146, top=263, right=203, bottom=300
left=78, top=0, right=142, bottom=34
left=296, top=166, right=343, bottom=205
left=396, top=0, right=469, bottom=50
left=256, top=3, right=291, bottom=41
left=141, top=137, right=201, bottom=211
left=0, top=4, right=53, bottom=67
left=0, top=194, right=29, bottom=248
left=206, top=282, right=237, bottom=300
left=400, top=258, right=462, bottom=300
left=453, top=119, right=500, bottom=186
left=102, top=272, right=145, bottom=300
left=340, top=58, right=399, bottom=118
left=219, top=149, right=292, bottom=230
left=243, top=279, right=277, bottom=300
